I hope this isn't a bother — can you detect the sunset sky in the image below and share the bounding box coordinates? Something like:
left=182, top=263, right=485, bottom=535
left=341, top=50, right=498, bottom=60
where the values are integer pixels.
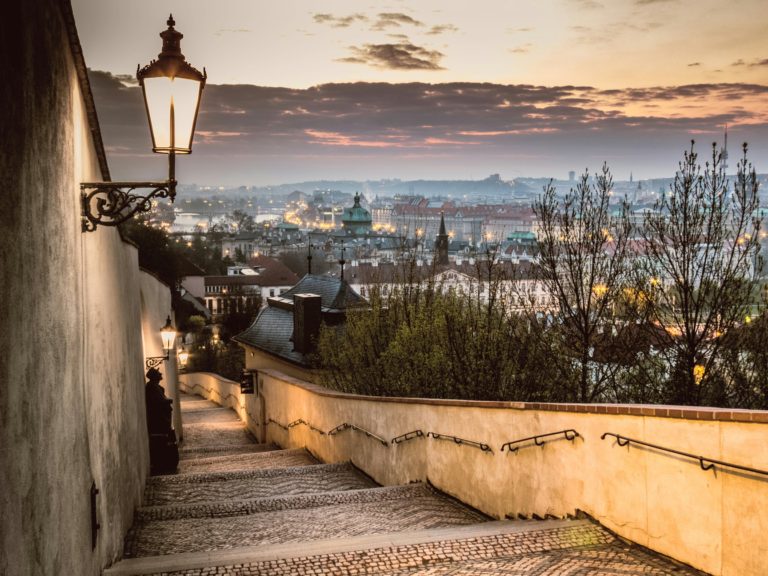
left=72, top=0, right=768, bottom=186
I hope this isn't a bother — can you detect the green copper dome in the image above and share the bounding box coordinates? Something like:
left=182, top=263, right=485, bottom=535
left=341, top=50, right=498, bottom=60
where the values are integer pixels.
left=342, top=192, right=372, bottom=236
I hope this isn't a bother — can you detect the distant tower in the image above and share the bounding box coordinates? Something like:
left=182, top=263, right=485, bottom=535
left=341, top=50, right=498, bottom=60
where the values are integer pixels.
left=435, top=211, right=449, bottom=266
left=722, top=124, right=729, bottom=174
left=630, top=172, right=633, bottom=184
left=568, top=171, right=575, bottom=182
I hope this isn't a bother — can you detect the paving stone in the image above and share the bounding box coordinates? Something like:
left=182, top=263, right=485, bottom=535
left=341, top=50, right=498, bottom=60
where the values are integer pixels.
left=177, top=448, right=318, bottom=475
left=132, top=523, right=703, bottom=576
left=181, top=421, right=256, bottom=450
left=180, top=443, right=278, bottom=460
left=183, top=409, right=244, bottom=425
left=124, top=484, right=487, bottom=558
left=138, top=483, right=449, bottom=521
left=144, top=463, right=376, bottom=506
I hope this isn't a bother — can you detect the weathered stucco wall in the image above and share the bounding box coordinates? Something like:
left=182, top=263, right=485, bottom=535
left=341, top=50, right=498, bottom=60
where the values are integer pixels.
left=236, top=369, right=767, bottom=576
left=243, top=346, right=316, bottom=383
left=140, top=272, right=180, bottom=439
left=0, top=3, right=172, bottom=574
left=179, top=373, right=249, bottom=425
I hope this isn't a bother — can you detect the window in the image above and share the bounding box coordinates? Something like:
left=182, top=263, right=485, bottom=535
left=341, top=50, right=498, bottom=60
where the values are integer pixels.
left=269, top=289, right=275, bottom=297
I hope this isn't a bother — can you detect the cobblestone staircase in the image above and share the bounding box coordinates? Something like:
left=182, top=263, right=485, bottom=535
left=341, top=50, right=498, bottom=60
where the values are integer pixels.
left=104, top=393, right=704, bottom=576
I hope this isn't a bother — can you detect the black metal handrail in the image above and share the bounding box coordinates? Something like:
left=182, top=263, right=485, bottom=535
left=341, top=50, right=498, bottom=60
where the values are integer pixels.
left=426, top=432, right=492, bottom=453
left=501, top=429, right=580, bottom=453
left=186, top=383, right=213, bottom=396
left=246, top=411, right=259, bottom=426
left=328, top=423, right=389, bottom=447
left=288, top=418, right=327, bottom=435
left=391, top=430, right=424, bottom=444
left=601, top=432, right=768, bottom=478
left=266, top=417, right=289, bottom=431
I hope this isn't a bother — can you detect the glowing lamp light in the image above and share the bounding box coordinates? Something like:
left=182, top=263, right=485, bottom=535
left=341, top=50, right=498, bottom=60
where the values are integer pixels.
left=693, top=364, right=706, bottom=386
left=178, top=347, right=190, bottom=369
left=160, top=315, right=177, bottom=353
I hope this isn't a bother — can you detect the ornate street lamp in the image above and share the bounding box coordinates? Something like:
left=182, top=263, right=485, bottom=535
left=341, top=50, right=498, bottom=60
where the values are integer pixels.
left=81, top=15, right=206, bottom=232
left=177, top=347, right=190, bottom=370
left=146, top=315, right=178, bottom=369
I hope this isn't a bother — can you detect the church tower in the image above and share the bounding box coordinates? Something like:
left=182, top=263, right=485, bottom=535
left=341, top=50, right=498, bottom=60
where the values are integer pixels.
left=435, top=211, right=449, bottom=266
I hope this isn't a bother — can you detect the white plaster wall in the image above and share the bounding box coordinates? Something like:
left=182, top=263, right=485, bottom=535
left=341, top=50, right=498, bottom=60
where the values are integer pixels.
left=242, top=346, right=316, bottom=384
left=179, top=372, right=249, bottom=424
left=139, top=272, right=179, bottom=438
left=248, top=370, right=768, bottom=576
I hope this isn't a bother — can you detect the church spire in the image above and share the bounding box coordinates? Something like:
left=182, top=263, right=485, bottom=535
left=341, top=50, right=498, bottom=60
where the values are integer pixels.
left=435, top=211, right=449, bottom=266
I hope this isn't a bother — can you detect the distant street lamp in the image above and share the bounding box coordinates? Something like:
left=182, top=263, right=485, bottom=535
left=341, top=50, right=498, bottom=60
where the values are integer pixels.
left=177, top=347, right=190, bottom=371
left=146, top=315, right=178, bottom=369
left=81, top=15, right=206, bottom=231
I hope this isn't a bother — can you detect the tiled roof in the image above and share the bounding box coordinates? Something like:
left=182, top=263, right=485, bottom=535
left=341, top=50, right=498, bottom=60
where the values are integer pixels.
left=234, top=306, right=306, bottom=365
left=280, top=274, right=366, bottom=311
left=343, top=260, right=542, bottom=284
left=248, top=255, right=301, bottom=285
left=205, top=257, right=300, bottom=288
left=178, top=257, right=206, bottom=277
left=234, top=274, right=367, bottom=365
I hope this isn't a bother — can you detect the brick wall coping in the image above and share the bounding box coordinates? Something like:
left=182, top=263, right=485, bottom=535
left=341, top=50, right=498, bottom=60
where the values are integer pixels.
left=256, top=369, right=768, bottom=424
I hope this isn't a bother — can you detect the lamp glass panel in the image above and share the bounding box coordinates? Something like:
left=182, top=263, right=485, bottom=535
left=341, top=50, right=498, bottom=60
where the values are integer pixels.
left=143, top=77, right=173, bottom=151
left=160, top=327, right=177, bottom=352
left=143, top=77, right=201, bottom=153
left=171, top=77, right=202, bottom=153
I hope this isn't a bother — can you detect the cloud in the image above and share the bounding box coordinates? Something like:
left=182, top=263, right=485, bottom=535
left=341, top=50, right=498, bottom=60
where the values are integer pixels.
left=733, top=57, right=768, bottom=68
left=427, top=24, right=458, bottom=35
left=571, top=0, right=604, bottom=9
left=339, top=43, right=445, bottom=70
left=371, top=13, right=424, bottom=31
left=510, top=44, right=533, bottom=54
left=688, top=62, right=701, bottom=67
left=635, top=0, right=677, bottom=4
left=313, top=13, right=368, bottom=28
left=87, top=69, right=768, bottom=184
left=507, top=27, right=534, bottom=34
left=214, top=28, right=250, bottom=36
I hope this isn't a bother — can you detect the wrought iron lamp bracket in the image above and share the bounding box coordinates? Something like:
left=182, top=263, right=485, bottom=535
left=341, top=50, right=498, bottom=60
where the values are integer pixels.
left=80, top=180, right=176, bottom=232
left=145, top=355, right=168, bottom=370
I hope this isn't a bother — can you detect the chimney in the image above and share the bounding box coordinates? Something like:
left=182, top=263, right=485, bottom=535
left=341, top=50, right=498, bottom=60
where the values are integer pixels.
left=293, top=293, right=322, bottom=354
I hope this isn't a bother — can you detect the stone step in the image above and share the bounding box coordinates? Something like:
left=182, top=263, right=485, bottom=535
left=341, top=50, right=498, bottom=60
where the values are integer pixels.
left=138, top=480, right=427, bottom=522
left=176, top=447, right=318, bottom=475
left=123, top=483, right=488, bottom=558
left=178, top=397, right=219, bottom=410
left=179, top=443, right=277, bottom=461
left=106, top=519, right=666, bottom=576
left=180, top=421, right=256, bottom=450
left=182, top=408, right=243, bottom=425
left=144, top=462, right=375, bottom=507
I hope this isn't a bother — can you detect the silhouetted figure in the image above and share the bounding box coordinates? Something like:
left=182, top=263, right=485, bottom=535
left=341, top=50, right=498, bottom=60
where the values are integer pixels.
left=145, top=368, right=179, bottom=474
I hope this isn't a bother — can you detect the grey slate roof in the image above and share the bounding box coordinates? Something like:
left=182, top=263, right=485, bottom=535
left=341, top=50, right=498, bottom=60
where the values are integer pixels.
left=235, top=306, right=306, bottom=365
left=234, top=274, right=367, bottom=366
left=280, top=274, right=366, bottom=311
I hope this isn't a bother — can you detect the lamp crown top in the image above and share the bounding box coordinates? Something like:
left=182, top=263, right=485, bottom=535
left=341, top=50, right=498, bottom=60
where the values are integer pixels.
left=159, top=15, right=184, bottom=59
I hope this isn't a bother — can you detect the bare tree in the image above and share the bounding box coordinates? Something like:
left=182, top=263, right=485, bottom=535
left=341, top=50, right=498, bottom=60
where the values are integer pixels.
left=533, top=164, right=631, bottom=401
left=636, top=142, right=760, bottom=405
